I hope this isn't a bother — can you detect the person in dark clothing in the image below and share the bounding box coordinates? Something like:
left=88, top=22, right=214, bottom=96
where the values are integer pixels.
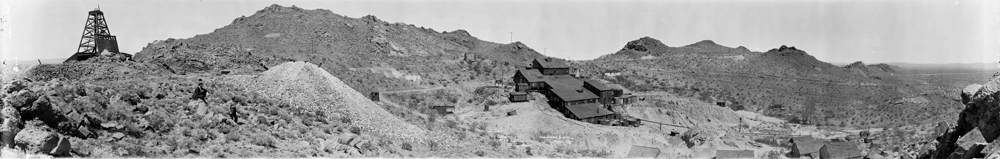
left=230, top=104, right=240, bottom=124
left=191, top=79, right=208, bottom=103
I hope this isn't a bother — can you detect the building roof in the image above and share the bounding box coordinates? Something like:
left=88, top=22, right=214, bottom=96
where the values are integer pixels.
left=820, top=142, right=863, bottom=159
left=565, top=103, right=613, bottom=119
left=550, top=87, right=600, bottom=102
left=794, top=140, right=827, bottom=155
left=584, top=79, right=614, bottom=91
left=789, top=136, right=817, bottom=143
left=510, top=92, right=528, bottom=95
left=516, top=69, right=546, bottom=82
left=957, top=127, right=988, bottom=150
left=544, top=75, right=583, bottom=89
left=534, top=58, right=570, bottom=69
left=715, top=150, right=755, bottom=159
left=626, top=145, right=660, bottom=158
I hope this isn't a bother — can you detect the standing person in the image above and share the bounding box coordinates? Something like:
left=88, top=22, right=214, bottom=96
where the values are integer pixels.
left=229, top=104, right=240, bottom=124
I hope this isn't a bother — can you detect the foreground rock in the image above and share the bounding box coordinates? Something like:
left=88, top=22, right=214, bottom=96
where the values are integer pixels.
left=927, top=74, right=1000, bottom=158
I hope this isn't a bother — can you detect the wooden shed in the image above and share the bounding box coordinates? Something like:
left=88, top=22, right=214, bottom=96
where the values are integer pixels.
left=509, top=92, right=529, bottom=102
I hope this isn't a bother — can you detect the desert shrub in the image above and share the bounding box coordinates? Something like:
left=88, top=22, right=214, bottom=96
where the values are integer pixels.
left=427, top=140, right=440, bottom=150
left=250, top=133, right=276, bottom=148
left=489, top=140, right=502, bottom=148
left=349, top=126, right=362, bottom=134
left=401, top=142, right=413, bottom=151
left=445, top=120, right=459, bottom=129
left=474, top=150, right=486, bottom=157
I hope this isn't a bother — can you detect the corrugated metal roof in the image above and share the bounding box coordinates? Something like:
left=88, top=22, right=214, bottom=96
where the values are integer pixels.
left=565, top=103, right=612, bottom=119
left=584, top=79, right=614, bottom=91
left=550, top=87, right=599, bottom=102
left=795, top=140, right=827, bottom=155
left=517, top=69, right=546, bottom=82
left=716, top=150, right=755, bottom=159
left=534, top=58, right=570, bottom=69
left=820, top=142, right=863, bottom=159
left=626, top=145, right=660, bottom=158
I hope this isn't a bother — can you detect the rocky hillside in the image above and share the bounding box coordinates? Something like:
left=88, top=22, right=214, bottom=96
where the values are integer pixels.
left=133, top=4, right=547, bottom=94
left=926, top=74, right=1000, bottom=158
left=579, top=37, right=962, bottom=127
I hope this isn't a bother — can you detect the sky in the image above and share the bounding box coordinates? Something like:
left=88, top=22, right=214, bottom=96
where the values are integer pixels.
left=1, top=0, right=998, bottom=64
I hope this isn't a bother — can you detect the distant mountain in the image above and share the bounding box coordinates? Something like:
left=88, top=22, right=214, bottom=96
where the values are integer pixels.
left=580, top=37, right=960, bottom=127
left=133, top=4, right=548, bottom=93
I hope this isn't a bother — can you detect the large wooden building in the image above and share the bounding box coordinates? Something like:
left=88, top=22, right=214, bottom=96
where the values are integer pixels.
left=583, top=80, right=616, bottom=105
left=513, top=69, right=547, bottom=92
left=531, top=58, right=571, bottom=75
left=509, top=58, right=633, bottom=124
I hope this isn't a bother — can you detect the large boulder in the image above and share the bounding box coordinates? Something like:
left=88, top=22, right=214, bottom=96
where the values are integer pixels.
left=4, top=90, right=37, bottom=109
left=13, top=127, right=59, bottom=154
left=1, top=80, right=28, bottom=94
left=962, top=84, right=983, bottom=104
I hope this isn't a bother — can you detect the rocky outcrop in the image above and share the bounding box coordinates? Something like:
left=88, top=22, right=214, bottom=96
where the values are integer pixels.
left=929, top=73, right=1000, bottom=158
left=680, top=127, right=720, bottom=148
left=621, top=36, right=667, bottom=52
left=962, top=84, right=983, bottom=104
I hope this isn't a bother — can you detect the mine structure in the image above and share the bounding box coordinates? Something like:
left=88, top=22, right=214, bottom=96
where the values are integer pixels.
left=512, top=58, right=640, bottom=126
left=65, top=7, right=120, bottom=62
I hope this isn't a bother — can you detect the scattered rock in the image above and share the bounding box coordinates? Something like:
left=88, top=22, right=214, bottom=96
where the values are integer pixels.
left=1, top=80, right=28, bottom=94
left=100, top=122, right=119, bottom=129
left=111, top=132, right=126, bottom=140
left=5, top=90, right=37, bottom=108
left=265, top=33, right=282, bottom=38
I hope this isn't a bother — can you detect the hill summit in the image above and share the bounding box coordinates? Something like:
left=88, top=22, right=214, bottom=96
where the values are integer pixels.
left=134, top=4, right=549, bottom=93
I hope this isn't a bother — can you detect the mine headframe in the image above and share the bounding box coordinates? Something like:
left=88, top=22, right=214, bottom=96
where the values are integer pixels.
left=66, top=7, right=120, bottom=63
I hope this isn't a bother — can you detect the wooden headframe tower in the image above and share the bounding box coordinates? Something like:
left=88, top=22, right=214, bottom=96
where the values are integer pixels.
left=65, top=7, right=119, bottom=62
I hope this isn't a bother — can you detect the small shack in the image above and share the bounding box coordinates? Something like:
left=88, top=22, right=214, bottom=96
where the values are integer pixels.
left=369, top=92, right=380, bottom=101
left=819, top=142, right=863, bottom=159
left=715, top=150, right=755, bottom=159
left=715, top=101, right=728, bottom=107
left=625, top=145, right=660, bottom=158
left=430, top=106, right=455, bottom=115
left=509, top=92, right=529, bottom=102
left=790, top=137, right=826, bottom=158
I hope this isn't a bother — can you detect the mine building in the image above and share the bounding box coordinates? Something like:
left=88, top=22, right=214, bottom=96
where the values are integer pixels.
left=818, top=142, right=863, bottom=159
left=788, top=136, right=831, bottom=158
left=430, top=106, right=455, bottom=115
left=583, top=80, right=616, bottom=105
left=509, top=58, right=636, bottom=125
left=626, top=145, right=660, bottom=158
left=714, top=150, right=755, bottom=159
left=563, top=103, right=614, bottom=123
left=513, top=69, right=547, bottom=92
left=531, top=58, right=571, bottom=75
left=508, top=92, right=529, bottom=102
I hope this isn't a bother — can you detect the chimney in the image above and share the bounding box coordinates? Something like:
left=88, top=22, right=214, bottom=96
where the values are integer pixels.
left=545, top=58, right=552, bottom=62
left=577, top=89, right=584, bottom=93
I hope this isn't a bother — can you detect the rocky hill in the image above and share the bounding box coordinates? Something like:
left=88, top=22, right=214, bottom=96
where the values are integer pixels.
left=925, top=74, right=1000, bottom=158
left=579, top=37, right=963, bottom=127
left=132, top=5, right=547, bottom=95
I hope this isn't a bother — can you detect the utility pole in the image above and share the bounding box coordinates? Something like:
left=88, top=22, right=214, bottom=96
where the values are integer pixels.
left=510, top=32, right=513, bottom=43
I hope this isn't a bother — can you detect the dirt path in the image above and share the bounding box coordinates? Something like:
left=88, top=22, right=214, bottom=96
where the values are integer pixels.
left=381, top=86, right=448, bottom=94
